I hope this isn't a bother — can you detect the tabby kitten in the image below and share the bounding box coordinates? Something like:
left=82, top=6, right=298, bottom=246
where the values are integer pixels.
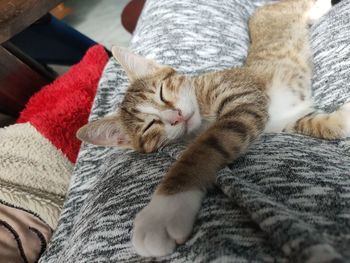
left=77, top=0, right=345, bottom=257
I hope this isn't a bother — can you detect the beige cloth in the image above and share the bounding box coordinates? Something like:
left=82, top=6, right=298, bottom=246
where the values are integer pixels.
left=0, top=123, right=73, bottom=262
left=0, top=202, right=52, bottom=263
left=0, top=123, right=73, bottom=229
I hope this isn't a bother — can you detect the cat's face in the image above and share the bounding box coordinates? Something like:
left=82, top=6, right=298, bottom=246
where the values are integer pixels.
left=77, top=47, right=202, bottom=153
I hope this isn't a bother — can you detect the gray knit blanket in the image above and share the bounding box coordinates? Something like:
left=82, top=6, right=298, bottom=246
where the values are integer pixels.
left=39, top=0, right=350, bottom=262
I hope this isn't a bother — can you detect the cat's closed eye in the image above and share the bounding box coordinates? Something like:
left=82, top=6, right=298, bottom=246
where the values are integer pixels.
left=159, top=84, right=165, bottom=102
left=143, top=119, right=163, bottom=134
left=143, top=120, right=156, bottom=133
left=159, top=84, right=171, bottom=104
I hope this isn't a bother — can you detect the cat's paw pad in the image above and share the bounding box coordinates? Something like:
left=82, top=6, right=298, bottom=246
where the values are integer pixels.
left=132, top=191, right=203, bottom=257
left=308, top=0, right=332, bottom=24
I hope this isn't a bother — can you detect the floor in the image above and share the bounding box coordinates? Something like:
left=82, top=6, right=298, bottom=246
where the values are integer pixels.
left=1, top=1, right=131, bottom=127
left=63, top=0, right=132, bottom=49
left=0, top=113, right=15, bottom=128
left=50, top=0, right=132, bottom=75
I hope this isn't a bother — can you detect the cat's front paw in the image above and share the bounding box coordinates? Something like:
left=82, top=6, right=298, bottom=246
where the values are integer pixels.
left=132, top=191, right=204, bottom=257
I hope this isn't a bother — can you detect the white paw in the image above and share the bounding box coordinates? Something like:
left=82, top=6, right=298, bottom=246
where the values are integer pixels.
left=308, top=0, right=332, bottom=24
left=132, top=191, right=204, bottom=257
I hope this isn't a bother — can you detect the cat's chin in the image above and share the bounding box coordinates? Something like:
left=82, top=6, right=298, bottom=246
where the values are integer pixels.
left=185, top=113, right=202, bottom=134
left=179, top=120, right=203, bottom=144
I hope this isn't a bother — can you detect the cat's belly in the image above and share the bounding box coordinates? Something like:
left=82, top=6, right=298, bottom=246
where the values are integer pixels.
left=265, top=82, right=313, bottom=133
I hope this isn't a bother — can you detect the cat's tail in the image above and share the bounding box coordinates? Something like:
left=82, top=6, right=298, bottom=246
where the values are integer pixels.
left=284, top=103, right=350, bottom=140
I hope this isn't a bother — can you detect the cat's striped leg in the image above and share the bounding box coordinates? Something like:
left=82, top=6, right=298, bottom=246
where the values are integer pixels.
left=132, top=91, right=268, bottom=257
left=283, top=103, right=350, bottom=139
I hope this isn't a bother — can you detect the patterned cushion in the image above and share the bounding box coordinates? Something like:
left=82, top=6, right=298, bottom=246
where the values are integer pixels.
left=39, top=0, right=350, bottom=262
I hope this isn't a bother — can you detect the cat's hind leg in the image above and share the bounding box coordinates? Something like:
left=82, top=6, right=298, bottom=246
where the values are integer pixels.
left=283, top=103, right=350, bottom=139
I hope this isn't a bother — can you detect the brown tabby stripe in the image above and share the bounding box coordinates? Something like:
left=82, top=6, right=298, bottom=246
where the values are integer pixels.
left=138, top=136, right=145, bottom=151
left=217, top=120, right=251, bottom=138
left=130, top=86, right=153, bottom=94
left=225, top=108, right=264, bottom=128
left=159, top=171, right=197, bottom=194
left=143, top=132, right=160, bottom=151
left=131, top=85, right=154, bottom=94
left=136, top=93, right=148, bottom=100
left=203, top=135, right=231, bottom=159
left=315, top=120, right=322, bottom=137
left=120, top=107, right=143, bottom=122
left=216, top=91, right=256, bottom=115
left=207, top=83, right=221, bottom=98
left=130, top=108, right=141, bottom=115
left=221, top=106, right=263, bottom=120
left=163, top=99, right=175, bottom=109
left=295, top=112, right=314, bottom=128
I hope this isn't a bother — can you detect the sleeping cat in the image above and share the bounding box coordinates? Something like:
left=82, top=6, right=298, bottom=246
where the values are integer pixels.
left=77, top=0, right=345, bottom=257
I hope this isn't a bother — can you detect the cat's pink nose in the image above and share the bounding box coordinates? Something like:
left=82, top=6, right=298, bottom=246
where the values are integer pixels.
left=168, top=109, right=184, bottom=126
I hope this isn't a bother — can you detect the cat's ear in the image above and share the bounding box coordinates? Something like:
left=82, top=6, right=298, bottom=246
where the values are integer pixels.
left=76, top=113, right=132, bottom=148
left=112, top=46, right=165, bottom=81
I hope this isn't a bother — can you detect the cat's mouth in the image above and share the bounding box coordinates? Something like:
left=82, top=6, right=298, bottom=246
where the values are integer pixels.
left=174, top=112, right=194, bottom=136
left=166, top=110, right=200, bottom=139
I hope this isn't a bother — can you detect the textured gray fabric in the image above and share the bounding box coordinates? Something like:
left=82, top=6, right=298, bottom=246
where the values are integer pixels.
left=39, top=0, right=350, bottom=262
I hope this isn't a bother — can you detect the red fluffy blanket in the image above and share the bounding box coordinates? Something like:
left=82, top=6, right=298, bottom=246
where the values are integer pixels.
left=17, top=45, right=109, bottom=163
